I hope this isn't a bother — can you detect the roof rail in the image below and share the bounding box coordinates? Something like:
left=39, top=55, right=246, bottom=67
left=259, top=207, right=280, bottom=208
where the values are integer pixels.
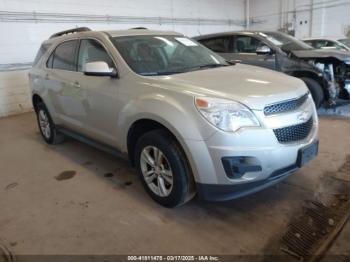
left=49, top=27, right=91, bottom=39
left=129, top=27, right=148, bottom=30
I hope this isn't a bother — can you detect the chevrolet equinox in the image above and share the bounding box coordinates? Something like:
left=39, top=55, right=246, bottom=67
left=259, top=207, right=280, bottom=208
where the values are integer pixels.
left=28, top=27, right=319, bottom=207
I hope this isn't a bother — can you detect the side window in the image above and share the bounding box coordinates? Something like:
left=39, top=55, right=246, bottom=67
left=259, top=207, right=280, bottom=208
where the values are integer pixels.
left=199, top=37, right=232, bottom=53
left=78, top=39, right=115, bottom=72
left=233, top=35, right=264, bottom=53
left=325, top=41, right=336, bottom=48
left=304, top=40, right=315, bottom=48
left=52, top=40, right=78, bottom=71
left=325, top=41, right=345, bottom=50
left=312, top=40, right=327, bottom=49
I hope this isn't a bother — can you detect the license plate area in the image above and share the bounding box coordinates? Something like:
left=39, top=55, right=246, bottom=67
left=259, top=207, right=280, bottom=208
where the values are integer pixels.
left=297, top=140, right=319, bottom=167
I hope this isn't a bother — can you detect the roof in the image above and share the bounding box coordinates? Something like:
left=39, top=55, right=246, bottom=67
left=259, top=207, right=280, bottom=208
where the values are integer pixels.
left=303, top=36, right=346, bottom=41
left=43, top=28, right=184, bottom=46
left=193, top=31, right=281, bottom=40
left=46, top=27, right=182, bottom=42
left=106, top=29, right=182, bottom=37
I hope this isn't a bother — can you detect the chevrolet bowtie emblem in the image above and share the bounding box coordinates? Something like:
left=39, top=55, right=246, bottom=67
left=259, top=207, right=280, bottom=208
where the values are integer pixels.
left=297, top=111, right=309, bottom=122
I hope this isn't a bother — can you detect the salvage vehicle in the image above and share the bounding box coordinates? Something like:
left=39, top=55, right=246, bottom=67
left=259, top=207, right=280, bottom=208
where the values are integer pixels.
left=29, top=27, right=318, bottom=207
left=303, top=37, right=350, bottom=52
left=194, top=31, right=350, bottom=107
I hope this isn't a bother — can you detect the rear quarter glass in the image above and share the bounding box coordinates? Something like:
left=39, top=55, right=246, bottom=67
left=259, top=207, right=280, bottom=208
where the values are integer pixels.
left=33, top=43, right=52, bottom=66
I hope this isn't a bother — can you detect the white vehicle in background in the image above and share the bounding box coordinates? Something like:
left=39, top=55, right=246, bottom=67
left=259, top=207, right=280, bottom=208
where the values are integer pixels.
left=303, top=37, right=350, bottom=52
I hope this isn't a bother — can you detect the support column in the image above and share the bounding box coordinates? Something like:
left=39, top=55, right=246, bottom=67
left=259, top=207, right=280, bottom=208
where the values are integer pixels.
left=246, top=0, right=250, bottom=30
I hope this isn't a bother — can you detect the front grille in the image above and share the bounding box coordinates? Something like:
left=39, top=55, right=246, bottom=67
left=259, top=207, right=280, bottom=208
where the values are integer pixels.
left=274, top=117, right=313, bottom=143
left=264, top=93, right=309, bottom=116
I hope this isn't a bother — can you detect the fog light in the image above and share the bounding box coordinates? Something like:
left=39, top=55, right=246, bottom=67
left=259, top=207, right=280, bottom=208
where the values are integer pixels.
left=222, top=157, right=262, bottom=179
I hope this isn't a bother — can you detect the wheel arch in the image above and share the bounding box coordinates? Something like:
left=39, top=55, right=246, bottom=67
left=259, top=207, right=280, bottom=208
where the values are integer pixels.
left=290, top=70, right=326, bottom=92
left=127, top=118, right=187, bottom=166
left=126, top=115, right=200, bottom=182
left=32, top=93, right=44, bottom=112
left=290, top=70, right=329, bottom=104
left=126, top=117, right=199, bottom=193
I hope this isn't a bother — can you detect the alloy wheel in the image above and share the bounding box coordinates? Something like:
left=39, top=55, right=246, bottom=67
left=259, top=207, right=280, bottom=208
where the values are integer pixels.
left=38, top=109, right=51, bottom=139
left=140, top=146, right=173, bottom=197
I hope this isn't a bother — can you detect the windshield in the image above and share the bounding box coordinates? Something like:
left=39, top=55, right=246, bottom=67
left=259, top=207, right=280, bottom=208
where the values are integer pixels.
left=112, top=35, right=229, bottom=76
left=258, top=32, right=313, bottom=52
left=338, top=38, right=350, bottom=48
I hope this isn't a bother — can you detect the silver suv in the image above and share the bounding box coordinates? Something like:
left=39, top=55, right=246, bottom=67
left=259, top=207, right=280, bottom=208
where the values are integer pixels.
left=29, top=27, right=319, bottom=207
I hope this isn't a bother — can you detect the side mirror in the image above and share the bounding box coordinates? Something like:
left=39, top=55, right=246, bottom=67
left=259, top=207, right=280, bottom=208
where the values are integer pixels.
left=256, top=45, right=272, bottom=55
left=84, top=61, right=117, bottom=77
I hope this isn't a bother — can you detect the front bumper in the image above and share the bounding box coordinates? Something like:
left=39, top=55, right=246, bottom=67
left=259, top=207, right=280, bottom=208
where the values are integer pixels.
left=183, top=97, right=319, bottom=201
left=196, top=164, right=297, bottom=201
left=196, top=140, right=318, bottom=201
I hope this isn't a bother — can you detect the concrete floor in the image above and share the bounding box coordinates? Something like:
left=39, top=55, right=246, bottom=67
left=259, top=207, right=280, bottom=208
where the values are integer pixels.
left=0, top=112, right=350, bottom=258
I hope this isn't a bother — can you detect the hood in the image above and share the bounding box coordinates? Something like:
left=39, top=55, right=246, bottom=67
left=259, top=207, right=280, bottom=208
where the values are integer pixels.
left=292, top=49, right=350, bottom=62
left=149, top=64, right=308, bottom=110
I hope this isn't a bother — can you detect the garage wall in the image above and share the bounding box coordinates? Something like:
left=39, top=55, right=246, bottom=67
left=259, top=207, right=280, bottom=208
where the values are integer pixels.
left=248, top=0, right=294, bottom=32
left=310, top=1, right=350, bottom=38
left=0, top=0, right=246, bottom=117
left=249, top=0, right=350, bottom=39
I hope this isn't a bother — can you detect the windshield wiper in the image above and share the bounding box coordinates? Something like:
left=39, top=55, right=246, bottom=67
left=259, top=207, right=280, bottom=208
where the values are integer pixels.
left=140, top=64, right=230, bottom=76
left=198, top=64, right=229, bottom=69
left=185, top=63, right=229, bottom=72
left=141, top=71, right=184, bottom=76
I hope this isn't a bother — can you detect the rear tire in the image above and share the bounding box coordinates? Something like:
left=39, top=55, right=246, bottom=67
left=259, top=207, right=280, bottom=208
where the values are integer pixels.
left=135, top=129, right=195, bottom=208
left=35, top=102, right=65, bottom=144
left=300, top=77, right=324, bottom=108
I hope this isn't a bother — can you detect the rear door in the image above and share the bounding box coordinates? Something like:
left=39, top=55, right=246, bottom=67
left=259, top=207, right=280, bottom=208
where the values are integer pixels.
left=44, top=39, right=87, bottom=132
left=232, top=34, right=276, bottom=70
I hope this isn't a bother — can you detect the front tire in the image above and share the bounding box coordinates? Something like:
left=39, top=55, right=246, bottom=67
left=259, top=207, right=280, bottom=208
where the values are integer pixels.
left=135, top=130, right=195, bottom=207
left=300, top=77, right=325, bottom=108
left=35, top=102, right=64, bottom=144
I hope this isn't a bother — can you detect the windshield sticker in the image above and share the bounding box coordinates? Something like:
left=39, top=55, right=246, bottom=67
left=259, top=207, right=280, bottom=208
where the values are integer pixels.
left=175, top=37, right=198, bottom=46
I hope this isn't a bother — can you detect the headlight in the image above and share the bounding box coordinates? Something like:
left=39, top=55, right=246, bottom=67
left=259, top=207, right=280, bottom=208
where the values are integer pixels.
left=195, top=97, right=260, bottom=132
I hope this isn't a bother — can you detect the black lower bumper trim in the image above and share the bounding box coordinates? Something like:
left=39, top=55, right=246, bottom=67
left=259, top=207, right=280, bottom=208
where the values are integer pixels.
left=196, top=165, right=299, bottom=202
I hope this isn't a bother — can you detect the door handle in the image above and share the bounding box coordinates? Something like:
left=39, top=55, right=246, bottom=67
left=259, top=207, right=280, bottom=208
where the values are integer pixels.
left=45, top=73, right=50, bottom=80
left=71, top=81, right=80, bottom=88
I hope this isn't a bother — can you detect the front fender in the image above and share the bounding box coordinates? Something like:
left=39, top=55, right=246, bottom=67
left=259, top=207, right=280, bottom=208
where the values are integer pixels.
left=117, top=92, right=216, bottom=152
left=116, top=93, right=217, bottom=183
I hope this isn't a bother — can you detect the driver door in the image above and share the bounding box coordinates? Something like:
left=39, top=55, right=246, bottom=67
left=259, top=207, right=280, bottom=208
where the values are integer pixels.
left=198, top=36, right=234, bottom=61
left=73, top=38, right=120, bottom=145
